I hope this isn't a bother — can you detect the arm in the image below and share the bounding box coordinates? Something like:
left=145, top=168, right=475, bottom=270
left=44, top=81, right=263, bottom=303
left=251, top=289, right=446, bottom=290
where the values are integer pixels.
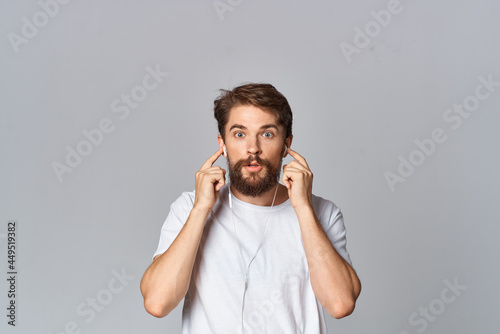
left=294, top=205, right=361, bottom=318
left=283, top=148, right=361, bottom=319
left=140, top=148, right=226, bottom=318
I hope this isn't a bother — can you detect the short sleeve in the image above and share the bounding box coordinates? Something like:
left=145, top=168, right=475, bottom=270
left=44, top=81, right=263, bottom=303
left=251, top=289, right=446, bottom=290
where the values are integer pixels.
left=152, top=191, right=195, bottom=260
left=313, top=196, right=353, bottom=267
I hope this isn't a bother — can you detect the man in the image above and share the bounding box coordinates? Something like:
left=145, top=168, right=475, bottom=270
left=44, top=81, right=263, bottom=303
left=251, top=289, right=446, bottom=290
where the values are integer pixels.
left=140, top=83, right=361, bottom=333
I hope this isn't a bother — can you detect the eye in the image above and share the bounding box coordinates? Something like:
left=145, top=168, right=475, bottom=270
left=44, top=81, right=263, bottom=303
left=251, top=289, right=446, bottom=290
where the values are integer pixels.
left=234, top=132, right=245, bottom=138
left=263, top=132, right=274, bottom=138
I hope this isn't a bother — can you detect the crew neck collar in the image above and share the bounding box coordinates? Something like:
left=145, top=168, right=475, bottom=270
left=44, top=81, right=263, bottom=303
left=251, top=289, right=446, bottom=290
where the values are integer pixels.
left=223, top=184, right=291, bottom=212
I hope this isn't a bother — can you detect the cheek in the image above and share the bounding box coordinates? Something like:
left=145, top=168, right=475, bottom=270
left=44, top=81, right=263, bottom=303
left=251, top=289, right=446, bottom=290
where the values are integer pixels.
left=226, top=142, right=244, bottom=155
left=227, top=154, right=244, bottom=168
left=267, top=150, right=285, bottom=165
left=271, top=144, right=285, bottom=158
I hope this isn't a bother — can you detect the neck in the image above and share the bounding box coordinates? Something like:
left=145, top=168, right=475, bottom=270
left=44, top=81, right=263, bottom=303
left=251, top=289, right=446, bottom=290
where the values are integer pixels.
left=229, top=183, right=289, bottom=206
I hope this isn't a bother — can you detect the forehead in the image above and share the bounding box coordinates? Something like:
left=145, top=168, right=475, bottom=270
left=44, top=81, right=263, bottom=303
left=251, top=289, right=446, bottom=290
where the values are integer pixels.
left=226, top=104, right=280, bottom=129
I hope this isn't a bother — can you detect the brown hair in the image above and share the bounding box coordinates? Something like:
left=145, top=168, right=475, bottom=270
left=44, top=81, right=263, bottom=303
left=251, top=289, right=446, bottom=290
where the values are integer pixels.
left=214, top=83, right=293, bottom=141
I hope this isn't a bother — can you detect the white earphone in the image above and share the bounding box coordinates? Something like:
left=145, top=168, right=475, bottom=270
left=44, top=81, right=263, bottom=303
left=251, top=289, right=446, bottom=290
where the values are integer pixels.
left=283, top=144, right=288, bottom=157
left=223, top=146, right=227, bottom=157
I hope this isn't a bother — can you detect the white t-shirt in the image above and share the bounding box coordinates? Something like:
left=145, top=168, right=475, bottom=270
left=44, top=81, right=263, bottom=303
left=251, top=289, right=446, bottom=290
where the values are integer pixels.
left=153, top=185, right=353, bottom=334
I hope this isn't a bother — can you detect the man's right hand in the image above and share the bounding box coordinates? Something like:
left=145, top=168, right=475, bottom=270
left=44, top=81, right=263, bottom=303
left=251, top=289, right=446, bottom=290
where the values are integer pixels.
left=141, top=148, right=226, bottom=318
left=193, top=148, right=226, bottom=211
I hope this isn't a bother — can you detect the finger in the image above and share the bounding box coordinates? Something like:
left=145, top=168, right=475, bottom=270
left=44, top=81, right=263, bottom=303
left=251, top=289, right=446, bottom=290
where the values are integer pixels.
left=283, top=167, right=301, bottom=175
left=201, top=148, right=224, bottom=170
left=204, top=166, right=224, bottom=173
left=201, top=167, right=226, bottom=180
left=287, top=148, right=310, bottom=169
left=204, top=168, right=226, bottom=179
left=282, top=164, right=295, bottom=187
left=214, top=169, right=226, bottom=192
left=283, top=163, right=312, bottom=183
left=195, top=166, right=222, bottom=180
left=283, top=164, right=302, bottom=175
left=285, top=160, right=308, bottom=172
left=282, top=172, right=291, bottom=189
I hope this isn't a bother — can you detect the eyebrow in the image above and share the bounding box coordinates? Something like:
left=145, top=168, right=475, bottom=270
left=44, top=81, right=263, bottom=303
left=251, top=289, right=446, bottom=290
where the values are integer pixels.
left=229, top=124, right=279, bottom=132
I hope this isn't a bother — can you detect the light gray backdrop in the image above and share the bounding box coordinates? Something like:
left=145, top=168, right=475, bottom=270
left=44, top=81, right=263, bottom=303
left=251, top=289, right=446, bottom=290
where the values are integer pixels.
left=1, top=0, right=499, bottom=333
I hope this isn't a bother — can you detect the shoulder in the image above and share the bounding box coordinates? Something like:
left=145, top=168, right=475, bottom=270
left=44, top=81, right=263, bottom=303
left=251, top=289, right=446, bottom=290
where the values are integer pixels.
left=312, top=193, right=341, bottom=217
left=311, top=193, right=344, bottom=229
left=311, top=194, right=352, bottom=266
left=169, top=190, right=195, bottom=214
left=170, top=185, right=230, bottom=212
left=175, top=189, right=196, bottom=205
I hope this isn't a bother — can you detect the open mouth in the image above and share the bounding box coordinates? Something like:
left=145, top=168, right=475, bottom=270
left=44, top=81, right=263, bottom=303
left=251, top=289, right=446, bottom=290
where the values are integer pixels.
left=245, top=162, right=262, bottom=172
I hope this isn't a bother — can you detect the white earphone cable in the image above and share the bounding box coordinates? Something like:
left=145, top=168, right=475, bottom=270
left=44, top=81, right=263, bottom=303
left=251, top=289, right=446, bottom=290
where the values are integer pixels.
left=229, top=182, right=279, bottom=334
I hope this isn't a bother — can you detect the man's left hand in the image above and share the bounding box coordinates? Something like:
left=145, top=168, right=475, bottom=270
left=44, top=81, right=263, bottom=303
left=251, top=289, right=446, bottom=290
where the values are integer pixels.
left=282, top=148, right=314, bottom=209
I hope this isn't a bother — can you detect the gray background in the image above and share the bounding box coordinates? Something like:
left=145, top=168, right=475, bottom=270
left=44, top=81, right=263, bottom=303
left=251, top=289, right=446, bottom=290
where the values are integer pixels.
left=1, top=0, right=499, bottom=333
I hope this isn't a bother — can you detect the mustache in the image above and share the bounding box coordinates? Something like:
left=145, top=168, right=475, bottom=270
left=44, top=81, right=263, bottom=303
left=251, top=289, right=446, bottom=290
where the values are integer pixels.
left=233, top=155, right=269, bottom=169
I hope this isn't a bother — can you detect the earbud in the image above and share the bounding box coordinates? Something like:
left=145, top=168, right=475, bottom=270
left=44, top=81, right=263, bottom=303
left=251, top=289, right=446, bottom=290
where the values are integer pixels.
left=283, top=144, right=288, bottom=157
left=223, top=146, right=227, bottom=157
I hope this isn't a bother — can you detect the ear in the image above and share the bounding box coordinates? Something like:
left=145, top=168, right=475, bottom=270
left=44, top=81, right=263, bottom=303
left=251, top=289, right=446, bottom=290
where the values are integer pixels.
left=218, top=134, right=225, bottom=154
left=283, top=135, right=293, bottom=158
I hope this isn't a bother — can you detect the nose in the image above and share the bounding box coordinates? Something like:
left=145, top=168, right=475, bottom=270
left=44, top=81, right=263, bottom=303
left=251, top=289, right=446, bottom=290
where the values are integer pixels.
left=247, top=136, right=262, bottom=156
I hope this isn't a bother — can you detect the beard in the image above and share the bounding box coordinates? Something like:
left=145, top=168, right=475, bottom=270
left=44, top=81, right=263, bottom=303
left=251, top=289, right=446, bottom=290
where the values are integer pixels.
left=228, top=154, right=282, bottom=197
